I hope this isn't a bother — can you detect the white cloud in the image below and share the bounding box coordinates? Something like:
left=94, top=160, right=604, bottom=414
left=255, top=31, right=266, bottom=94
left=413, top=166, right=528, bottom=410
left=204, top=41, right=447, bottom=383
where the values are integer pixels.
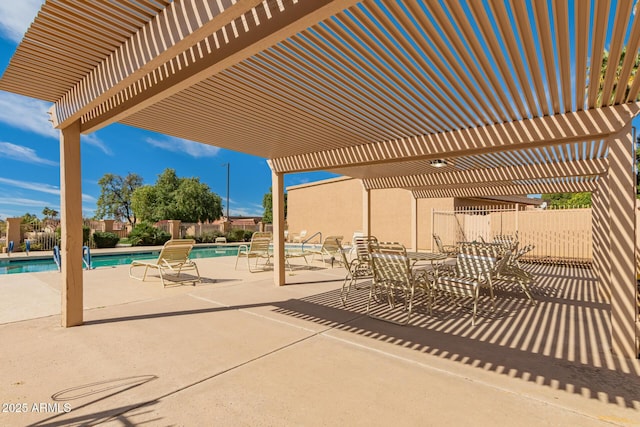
left=0, top=93, right=57, bottom=138
left=0, top=176, right=59, bottom=195
left=0, top=93, right=113, bottom=155
left=231, top=207, right=263, bottom=217
left=0, top=0, right=43, bottom=43
left=145, top=136, right=220, bottom=158
left=0, top=197, right=53, bottom=208
left=0, top=142, right=57, bottom=166
left=0, top=177, right=95, bottom=202
left=82, top=133, right=112, bottom=156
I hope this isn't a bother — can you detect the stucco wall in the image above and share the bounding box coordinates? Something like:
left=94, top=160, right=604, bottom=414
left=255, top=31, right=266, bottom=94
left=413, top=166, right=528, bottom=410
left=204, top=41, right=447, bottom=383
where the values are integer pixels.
left=286, top=177, right=363, bottom=243
left=287, top=178, right=455, bottom=249
left=370, top=188, right=414, bottom=246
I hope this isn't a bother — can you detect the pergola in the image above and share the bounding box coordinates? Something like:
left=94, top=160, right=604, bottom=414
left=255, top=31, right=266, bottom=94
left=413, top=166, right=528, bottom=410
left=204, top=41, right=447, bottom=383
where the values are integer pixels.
left=0, top=0, right=638, bottom=358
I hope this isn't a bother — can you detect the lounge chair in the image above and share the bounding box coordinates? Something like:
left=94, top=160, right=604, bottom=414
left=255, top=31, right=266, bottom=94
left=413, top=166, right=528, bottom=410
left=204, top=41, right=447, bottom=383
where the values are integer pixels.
left=309, top=235, right=343, bottom=267
left=235, top=232, right=272, bottom=272
left=129, top=239, right=201, bottom=287
left=292, top=230, right=307, bottom=243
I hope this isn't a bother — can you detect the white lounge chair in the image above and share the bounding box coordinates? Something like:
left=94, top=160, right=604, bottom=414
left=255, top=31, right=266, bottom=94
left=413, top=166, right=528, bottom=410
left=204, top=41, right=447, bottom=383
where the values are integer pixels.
left=292, top=230, right=308, bottom=243
left=235, top=232, right=272, bottom=272
left=309, top=235, right=343, bottom=267
left=129, top=239, right=201, bottom=287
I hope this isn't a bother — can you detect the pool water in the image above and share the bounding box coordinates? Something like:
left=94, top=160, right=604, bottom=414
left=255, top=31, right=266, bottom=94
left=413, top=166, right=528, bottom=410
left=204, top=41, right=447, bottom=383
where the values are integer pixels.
left=0, top=246, right=239, bottom=274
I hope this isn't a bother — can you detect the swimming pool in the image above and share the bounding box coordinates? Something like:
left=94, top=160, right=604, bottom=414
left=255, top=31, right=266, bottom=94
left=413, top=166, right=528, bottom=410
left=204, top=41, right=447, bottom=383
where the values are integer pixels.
left=0, top=245, right=240, bottom=274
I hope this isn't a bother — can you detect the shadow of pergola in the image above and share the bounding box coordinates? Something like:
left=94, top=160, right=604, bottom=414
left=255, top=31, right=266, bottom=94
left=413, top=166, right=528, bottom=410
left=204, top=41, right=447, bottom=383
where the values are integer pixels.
left=272, top=264, right=640, bottom=410
left=79, top=263, right=638, bottom=412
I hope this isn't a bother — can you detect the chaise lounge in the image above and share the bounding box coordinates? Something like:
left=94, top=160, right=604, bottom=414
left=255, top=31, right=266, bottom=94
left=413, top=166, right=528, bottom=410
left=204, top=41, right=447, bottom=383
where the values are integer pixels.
left=129, top=239, right=201, bottom=287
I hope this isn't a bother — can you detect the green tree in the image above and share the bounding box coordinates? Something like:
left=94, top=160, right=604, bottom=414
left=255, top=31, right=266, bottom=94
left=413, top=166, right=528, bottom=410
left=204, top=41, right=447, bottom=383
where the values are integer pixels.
left=131, top=168, right=222, bottom=223
left=94, top=173, right=143, bottom=225
left=21, top=213, right=38, bottom=223
left=262, top=187, right=287, bottom=223
left=42, top=207, right=58, bottom=219
left=542, top=192, right=591, bottom=207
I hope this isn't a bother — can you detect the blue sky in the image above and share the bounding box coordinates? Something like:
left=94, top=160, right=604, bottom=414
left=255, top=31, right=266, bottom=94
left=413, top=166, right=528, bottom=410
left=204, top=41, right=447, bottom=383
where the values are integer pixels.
left=0, top=1, right=337, bottom=221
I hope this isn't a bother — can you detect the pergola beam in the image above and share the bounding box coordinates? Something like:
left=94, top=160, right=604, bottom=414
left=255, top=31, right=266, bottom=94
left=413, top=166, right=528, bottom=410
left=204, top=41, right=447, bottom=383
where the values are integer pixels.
left=51, top=0, right=264, bottom=129
left=71, top=0, right=362, bottom=134
left=270, top=104, right=639, bottom=173
left=362, top=158, right=608, bottom=190
left=412, top=180, right=596, bottom=199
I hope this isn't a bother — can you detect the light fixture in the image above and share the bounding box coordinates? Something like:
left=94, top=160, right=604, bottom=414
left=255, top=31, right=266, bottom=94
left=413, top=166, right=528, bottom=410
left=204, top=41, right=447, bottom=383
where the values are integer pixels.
left=429, top=159, right=447, bottom=168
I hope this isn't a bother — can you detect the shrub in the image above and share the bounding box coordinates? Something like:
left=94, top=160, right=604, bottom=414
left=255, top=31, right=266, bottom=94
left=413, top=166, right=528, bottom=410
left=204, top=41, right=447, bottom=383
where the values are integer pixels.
left=93, top=231, right=120, bottom=248
left=226, top=229, right=247, bottom=242
left=129, top=223, right=171, bottom=246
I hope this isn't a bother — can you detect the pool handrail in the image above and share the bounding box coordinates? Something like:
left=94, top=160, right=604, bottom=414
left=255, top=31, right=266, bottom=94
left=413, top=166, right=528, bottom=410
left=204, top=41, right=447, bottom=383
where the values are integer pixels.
left=53, top=246, right=61, bottom=271
left=82, top=246, right=91, bottom=270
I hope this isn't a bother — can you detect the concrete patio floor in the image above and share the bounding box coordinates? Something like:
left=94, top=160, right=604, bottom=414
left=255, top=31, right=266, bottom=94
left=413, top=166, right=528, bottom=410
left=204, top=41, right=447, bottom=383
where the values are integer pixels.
left=0, top=255, right=639, bottom=426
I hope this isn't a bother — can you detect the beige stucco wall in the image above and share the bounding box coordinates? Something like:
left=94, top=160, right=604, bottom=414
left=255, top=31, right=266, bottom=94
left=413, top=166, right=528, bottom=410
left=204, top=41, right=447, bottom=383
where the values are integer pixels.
left=286, top=177, right=363, bottom=243
left=287, top=177, right=453, bottom=250
left=286, top=177, right=520, bottom=251
left=370, top=188, right=413, bottom=246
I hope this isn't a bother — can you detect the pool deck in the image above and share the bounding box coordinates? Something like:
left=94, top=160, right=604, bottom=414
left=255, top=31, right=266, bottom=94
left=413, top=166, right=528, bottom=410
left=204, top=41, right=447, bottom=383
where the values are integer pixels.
left=0, top=256, right=639, bottom=426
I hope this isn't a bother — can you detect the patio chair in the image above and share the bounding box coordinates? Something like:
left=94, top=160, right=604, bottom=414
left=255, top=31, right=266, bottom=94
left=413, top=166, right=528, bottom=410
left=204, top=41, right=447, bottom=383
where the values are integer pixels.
left=433, top=252, right=506, bottom=325
left=492, top=234, right=519, bottom=252
left=292, top=230, right=307, bottom=243
left=494, top=248, right=536, bottom=303
left=129, top=239, right=201, bottom=287
left=339, top=235, right=378, bottom=306
left=433, top=233, right=458, bottom=257
left=309, top=235, right=343, bottom=267
left=235, top=232, right=272, bottom=272
left=367, top=241, right=429, bottom=325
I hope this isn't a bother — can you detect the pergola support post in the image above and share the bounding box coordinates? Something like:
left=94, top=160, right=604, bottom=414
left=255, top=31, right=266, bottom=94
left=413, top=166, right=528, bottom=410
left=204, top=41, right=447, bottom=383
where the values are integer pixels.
left=362, top=184, right=371, bottom=237
left=60, top=120, right=83, bottom=327
left=592, top=176, right=611, bottom=301
left=606, top=122, right=637, bottom=358
left=271, top=169, right=286, bottom=286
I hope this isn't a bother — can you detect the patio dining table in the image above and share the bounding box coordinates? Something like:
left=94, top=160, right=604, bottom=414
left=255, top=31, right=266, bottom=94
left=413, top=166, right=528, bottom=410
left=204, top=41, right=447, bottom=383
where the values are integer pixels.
left=406, top=251, right=449, bottom=284
left=406, top=251, right=447, bottom=266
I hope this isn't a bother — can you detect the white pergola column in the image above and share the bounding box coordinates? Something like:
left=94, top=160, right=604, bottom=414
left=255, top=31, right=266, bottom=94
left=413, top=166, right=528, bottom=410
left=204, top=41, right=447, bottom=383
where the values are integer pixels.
left=592, top=176, right=611, bottom=301
left=606, top=122, right=637, bottom=358
left=60, top=120, right=83, bottom=327
left=271, top=169, right=286, bottom=286
left=362, top=184, right=371, bottom=236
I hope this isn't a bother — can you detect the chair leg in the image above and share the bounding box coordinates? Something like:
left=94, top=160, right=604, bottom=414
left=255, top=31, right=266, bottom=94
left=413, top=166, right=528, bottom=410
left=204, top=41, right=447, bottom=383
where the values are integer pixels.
left=472, top=286, right=479, bottom=326
left=403, top=285, right=416, bottom=325
left=158, top=266, right=166, bottom=287
left=340, top=274, right=352, bottom=306
left=519, top=279, right=536, bottom=304
left=193, top=264, right=201, bottom=284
